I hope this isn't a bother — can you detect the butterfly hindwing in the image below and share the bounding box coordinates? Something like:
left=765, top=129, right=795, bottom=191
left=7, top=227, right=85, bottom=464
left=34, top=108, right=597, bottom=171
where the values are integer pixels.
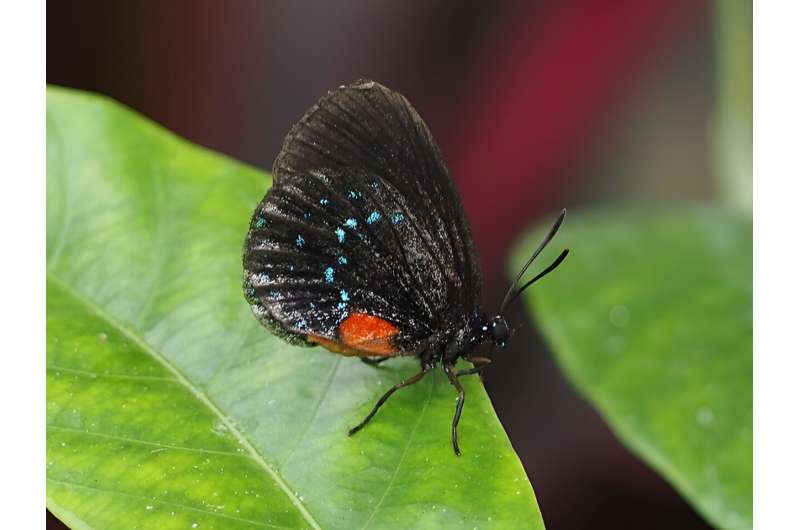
left=243, top=80, right=482, bottom=355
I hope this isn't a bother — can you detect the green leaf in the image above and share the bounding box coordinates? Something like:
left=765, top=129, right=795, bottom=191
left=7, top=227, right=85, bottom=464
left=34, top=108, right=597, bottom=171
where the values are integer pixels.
left=512, top=207, right=752, bottom=530
left=46, top=86, right=544, bottom=530
left=713, top=0, right=752, bottom=214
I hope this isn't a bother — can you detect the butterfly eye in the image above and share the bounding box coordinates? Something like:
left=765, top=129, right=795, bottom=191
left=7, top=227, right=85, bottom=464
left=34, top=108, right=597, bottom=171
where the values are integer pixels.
left=491, top=316, right=509, bottom=346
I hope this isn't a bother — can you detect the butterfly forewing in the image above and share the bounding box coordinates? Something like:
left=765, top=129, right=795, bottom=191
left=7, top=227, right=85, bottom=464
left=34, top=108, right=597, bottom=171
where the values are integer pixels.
left=243, top=80, right=482, bottom=355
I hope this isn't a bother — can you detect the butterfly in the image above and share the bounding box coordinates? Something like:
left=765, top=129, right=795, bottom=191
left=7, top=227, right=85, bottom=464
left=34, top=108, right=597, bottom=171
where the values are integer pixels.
left=243, top=79, right=568, bottom=455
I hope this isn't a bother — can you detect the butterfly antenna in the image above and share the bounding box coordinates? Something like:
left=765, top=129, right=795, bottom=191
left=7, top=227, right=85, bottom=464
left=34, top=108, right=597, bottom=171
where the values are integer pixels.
left=499, top=209, right=567, bottom=314
left=507, top=249, right=569, bottom=306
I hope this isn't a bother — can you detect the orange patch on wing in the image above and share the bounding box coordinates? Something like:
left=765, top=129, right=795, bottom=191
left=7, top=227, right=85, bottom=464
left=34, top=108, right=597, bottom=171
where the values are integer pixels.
left=307, top=313, right=400, bottom=357
left=339, top=314, right=399, bottom=355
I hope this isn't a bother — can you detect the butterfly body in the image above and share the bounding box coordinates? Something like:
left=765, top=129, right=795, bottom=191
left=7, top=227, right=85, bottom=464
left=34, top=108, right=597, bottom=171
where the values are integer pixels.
left=243, top=80, right=566, bottom=455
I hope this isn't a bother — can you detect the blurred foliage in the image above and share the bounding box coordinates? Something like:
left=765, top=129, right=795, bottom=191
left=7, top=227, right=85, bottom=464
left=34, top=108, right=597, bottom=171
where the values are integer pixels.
left=714, top=0, right=752, bottom=213
left=46, top=86, right=544, bottom=529
left=514, top=207, right=752, bottom=530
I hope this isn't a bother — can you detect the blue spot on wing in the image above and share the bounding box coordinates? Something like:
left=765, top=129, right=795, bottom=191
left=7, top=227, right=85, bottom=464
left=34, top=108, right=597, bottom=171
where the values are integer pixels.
left=344, top=218, right=358, bottom=229
left=319, top=198, right=330, bottom=205
left=391, top=213, right=405, bottom=225
left=254, top=217, right=267, bottom=228
left=335, top=227, right=345, bottom=243
left=338, top=256, right=348, bottom=265
left=339, top=289, right=350, bottom=302
left=295, top=234, right=305, bottom=248
left=324, top=267, right=334, bottom=283
left=366, top=211, right=381, bottom=224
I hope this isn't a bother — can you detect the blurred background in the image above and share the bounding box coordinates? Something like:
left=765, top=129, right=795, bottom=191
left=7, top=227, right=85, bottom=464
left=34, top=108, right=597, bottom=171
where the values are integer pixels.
left=47, top=1, right=751, bottom=528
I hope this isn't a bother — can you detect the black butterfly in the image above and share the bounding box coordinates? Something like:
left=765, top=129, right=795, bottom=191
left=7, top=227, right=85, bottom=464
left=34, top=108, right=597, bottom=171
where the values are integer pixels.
left=243, top=80, right=568, bottom=455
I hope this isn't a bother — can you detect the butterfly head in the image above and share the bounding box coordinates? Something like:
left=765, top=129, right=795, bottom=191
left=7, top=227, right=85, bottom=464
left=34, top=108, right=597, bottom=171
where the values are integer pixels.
left=489, top=315, right=510, bottom=348
left=469, top=314, right=512, bottom=354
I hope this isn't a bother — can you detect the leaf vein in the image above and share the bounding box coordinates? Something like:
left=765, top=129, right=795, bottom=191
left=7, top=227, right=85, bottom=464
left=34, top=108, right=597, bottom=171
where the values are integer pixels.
left=359, top=371, right=435, bottom=529
left=47, top=364, right=177, bottom=383
left=46, top=478, right=293, bottom=529
left=47, top=424, right=251, bottom=459
left=279, top=356, right=343, bottom=469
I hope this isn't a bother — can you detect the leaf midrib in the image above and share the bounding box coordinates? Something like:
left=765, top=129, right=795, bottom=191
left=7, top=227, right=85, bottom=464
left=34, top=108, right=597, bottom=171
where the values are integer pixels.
left=46, top=271, right=322, bottom=530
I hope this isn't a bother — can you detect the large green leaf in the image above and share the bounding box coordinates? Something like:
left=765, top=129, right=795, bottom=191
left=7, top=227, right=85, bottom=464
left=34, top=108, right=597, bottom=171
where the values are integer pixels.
left=513, top=208, right=752, bottom=530
left=46, top=86, right=543, bottom=530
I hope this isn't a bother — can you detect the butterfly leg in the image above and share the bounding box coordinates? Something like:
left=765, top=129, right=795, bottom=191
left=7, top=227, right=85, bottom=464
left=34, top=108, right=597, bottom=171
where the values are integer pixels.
left=443, top=363, right=466, bottom=456
left=360, top=356, right=391, bottom=366
left=348, top=360, right=431, bottom=437
left=456, top=356, right=492, bottom=377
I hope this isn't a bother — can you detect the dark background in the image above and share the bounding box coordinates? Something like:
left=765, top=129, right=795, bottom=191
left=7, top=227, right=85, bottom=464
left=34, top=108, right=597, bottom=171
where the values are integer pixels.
left=47, top=1, right=717, bottom=528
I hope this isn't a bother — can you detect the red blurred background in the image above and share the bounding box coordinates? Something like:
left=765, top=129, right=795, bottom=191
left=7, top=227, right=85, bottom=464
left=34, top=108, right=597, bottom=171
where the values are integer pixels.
left=47, top=1, right=719, bottom=528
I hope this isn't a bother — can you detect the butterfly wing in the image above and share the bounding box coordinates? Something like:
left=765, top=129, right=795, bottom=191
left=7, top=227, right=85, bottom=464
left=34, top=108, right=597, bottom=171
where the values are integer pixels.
left=243, top=80, right=482, bottom=356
